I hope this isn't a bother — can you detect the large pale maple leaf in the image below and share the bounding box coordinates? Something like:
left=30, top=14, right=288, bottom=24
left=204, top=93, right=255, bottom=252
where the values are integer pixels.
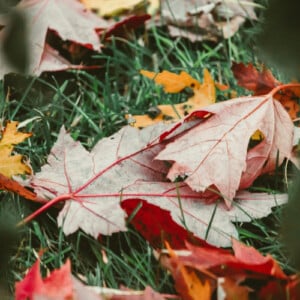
left=29, top=124, right=170, bottom=238
left=25, top=85, right=295, bottom=247
left=156, top=88, right=294, bottom=207
left=0, top=0, right=108, bottom=77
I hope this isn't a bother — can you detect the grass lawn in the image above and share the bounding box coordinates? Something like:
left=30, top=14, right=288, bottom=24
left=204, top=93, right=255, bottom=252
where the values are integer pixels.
left=0, top=0, right=298, bottom=297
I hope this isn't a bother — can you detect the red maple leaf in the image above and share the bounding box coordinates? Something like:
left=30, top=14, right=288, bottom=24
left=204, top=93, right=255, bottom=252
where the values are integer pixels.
left=15, top=259, right=102, bottom=300
left=232, top=62, right=280, bottom=95
left=162, top=239, right=300, bottom=299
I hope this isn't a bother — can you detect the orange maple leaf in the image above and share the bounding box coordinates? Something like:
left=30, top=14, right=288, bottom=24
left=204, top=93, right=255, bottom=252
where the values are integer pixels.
left=128, top=69, right=216, bottom=127
left=166, top=241, right=211, bottom=300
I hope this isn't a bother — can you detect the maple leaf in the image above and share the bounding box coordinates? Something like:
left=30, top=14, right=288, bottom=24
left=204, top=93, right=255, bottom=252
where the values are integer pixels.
left=23, top=119, right=288, bottom=247
left=162, top=239, right=290, bottom=299
left=121, top=199, right=217, bottom=250
left=103, top=14, right=151, bottom=39
left=221, top=278, right=250, bottom=300
left=160, top=0, right=257, bottom=42
left=179, top=238, right=287, bottom=279
left=80, top=0, right=146, bottom=17
left=166, top=242, right=211, bottom=300
left=140, top=70, right=202, bottom=93
left=232, top=62, right=280, bottom=95
left=0, top=121, right=32, bottom=178
left=28, top=124, right=171, bottom=238
left=0, top=173, right=37, bottom=201
left=156, top=86, right=295, bottom=206
left=0, top=0, right=108, bottom=77
left=15, top=258, right=102, bottom=300
left=232, top=62, right=300, bottom=120
left=36, top=44, right=101, bottom=74
left=163, top=240, right=300, bottom=299
left=129, top=69, right=216, bottom=127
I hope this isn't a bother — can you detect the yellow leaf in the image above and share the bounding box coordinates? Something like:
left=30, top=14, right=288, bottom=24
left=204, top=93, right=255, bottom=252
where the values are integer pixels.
left=129, top=69, right=215, bottom=127
left=80, top=0, right=145, bottom=17
left=251, top=129, right=264, bottom=141
left=0, top=121, right=32, bottom=178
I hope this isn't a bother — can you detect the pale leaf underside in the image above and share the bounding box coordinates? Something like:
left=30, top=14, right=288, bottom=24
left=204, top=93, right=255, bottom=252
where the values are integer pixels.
left=30, top=100, right=290, bottom=246
left=156, top=95, right=293, bottom=207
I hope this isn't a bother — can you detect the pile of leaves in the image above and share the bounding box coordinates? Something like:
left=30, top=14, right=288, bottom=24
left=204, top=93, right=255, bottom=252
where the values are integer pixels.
left=1, top=0, right=300, bottom=299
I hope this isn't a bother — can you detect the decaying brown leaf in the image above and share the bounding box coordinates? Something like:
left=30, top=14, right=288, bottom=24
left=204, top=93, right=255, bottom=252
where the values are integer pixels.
left=160, top=0, right=258, bottom=42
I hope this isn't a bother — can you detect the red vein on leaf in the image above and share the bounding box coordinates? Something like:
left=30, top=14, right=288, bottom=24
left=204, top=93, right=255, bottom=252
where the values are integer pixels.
left=189, top=83, right=300, bottom=179
left=17, top=140, right=161, bottom=226
left=73, top=192, right=202, bottom=199
left=79, top=200, right=125, bottom=231
left=73, top=141, right=161, bottom=195
left=18, top=84, right=300, bottom=228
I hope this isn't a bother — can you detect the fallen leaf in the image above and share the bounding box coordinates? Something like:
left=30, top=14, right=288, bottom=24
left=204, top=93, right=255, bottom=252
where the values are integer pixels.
left=258, top=281, right=287, bottom=300
left=179, top=268, right=211, bottom=300
left=164, top=240, right=298, bottom=299
left=15, top=259, right=102, bottom=300
left=80, top=0, right=145, bottom=17
left=232, top=62, right=300, bottom=120
left=160, top=0, right=257, bottom=42
left=28, top=124, right=171, bottom=237
left=140, top=70, right=202, bottom=93
left=0, top=173, right=37, bottom=201
left=23, top=121, right=288, bottom=247
left=156, top=86, right=295, bottom=206
left=19, top=86, right=297, bottom=247
left=175, top=239, right=287, bottom=280
left=130, top=69, right=215, bottom=127
left=103, top=15, right=151, bottom=39
left=36, top=43, right=100, bottom=74
left=231, top=238, right=286, bottom=278
left=121, top=199, right=218, bottom=250
left=274, top=86, right=300, bottom=120
left=232, top=62, right=280, bottom=95
left=0, top=121, right=32, bottom=177
left=165, top=242, right=212, bottom=300
left=0, top=0, right=108, bottom=77
left=221, top=277, right=250, bottom=300
left=287, top=276, right=300, bottom=300
left=15, top=259, right=73, bottom=300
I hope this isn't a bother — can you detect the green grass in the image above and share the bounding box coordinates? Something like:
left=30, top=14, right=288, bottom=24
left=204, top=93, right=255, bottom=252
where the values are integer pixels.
left=0, top=2, right=297, bottom=297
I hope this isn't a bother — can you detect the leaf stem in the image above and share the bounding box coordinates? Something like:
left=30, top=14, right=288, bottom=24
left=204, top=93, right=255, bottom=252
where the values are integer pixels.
left=270, top=83, right=300, bottom=96
left=16, top=194, right=72, bottom=227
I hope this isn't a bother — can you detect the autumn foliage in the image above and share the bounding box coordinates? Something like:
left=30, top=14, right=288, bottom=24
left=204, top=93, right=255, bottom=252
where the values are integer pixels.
left=1, top=0, right=300, bottom=299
